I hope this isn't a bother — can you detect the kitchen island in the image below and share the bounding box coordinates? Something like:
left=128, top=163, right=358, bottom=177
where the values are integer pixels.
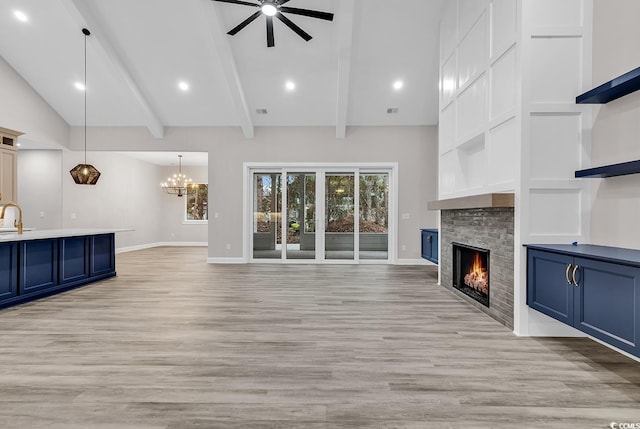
left=0, top=229, right=126, bottom=310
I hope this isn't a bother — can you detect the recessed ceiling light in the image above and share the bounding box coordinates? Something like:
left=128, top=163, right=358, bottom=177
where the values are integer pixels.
left=14, top=10, right=28, bottom=23
left=178, top=81, right=189, bottom=91
left=74, top=82, right=86, bottom=91
left=285, top=81, right=296, bottom=91
left=393, top=80, right=404, bottom=90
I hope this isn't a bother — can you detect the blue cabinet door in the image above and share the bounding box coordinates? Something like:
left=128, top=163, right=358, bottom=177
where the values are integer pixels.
left=20, top=239, right=58, bottom=294
left=0, top=242, right=18, bottom=300
left=91, top=234, right=115, bottom=276
left=527, top=249, right=574, bottom=325
left=59, top=236, right=90, bottom=284
left=421, top=230, right=438, bottom=264
left=574, top=257, right=640, bottom=356
left=430, top=231, right=438, bottom=263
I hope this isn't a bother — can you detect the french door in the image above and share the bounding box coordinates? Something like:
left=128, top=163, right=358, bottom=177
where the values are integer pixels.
left=248, top=165, right=395, bottom=263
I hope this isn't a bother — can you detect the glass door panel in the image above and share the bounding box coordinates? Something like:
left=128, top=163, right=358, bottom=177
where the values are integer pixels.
left=359, top=174, right=389, bottom=260
left=252, top=173, right=282, bottom=259
left=325, top=173, right=355, bottom=260
left=285, top=173, right=316, bottom=260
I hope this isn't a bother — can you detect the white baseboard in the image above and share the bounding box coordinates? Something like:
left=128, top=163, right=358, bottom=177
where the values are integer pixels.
left=396, top=258, right=434, bottom=266
left=207, top=257, right=247, bottom=264
left=116, top=242, right=207, bottom=253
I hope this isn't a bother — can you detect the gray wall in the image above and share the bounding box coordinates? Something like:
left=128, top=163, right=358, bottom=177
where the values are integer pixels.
left=17, top=150, right=63, bottom=230
left=0, top=56, right=69, bottom=148
left=590, top=0, right=640, bottom=248
left=207, top=126, right=439, bottom=261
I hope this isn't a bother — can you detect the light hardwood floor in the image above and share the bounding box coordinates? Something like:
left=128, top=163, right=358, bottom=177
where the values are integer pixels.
left=0, top=247, right=638, bottom=428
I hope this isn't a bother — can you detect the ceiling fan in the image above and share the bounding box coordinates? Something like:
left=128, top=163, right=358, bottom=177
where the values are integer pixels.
left=212, top=0, right=334, bottom=47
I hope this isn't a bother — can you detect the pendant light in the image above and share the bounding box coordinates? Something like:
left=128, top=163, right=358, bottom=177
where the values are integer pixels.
left=70, top=27, right=101, bottom=185
left=161, top=155, right=193, bottom=197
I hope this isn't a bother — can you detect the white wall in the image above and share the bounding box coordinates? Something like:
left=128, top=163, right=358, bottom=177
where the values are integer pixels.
left=0, top=56, right=69, bottom=148
left=158, top=165, right=208, bottom=244
left=60, top=151, right=163, bottom=250
left=589, top=0, right=640, bottom=249
left=438, top=0, right=519, bottom=198
left=17, top=150, right=63, bottom=229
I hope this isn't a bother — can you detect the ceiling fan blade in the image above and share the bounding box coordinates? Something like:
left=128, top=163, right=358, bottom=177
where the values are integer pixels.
left=266, top=16, right=275, bottom=47
left=227, top=10, right=262, bottom=35
left=279, top=6, right=334, bottom=21
left=212, top=0, right=259, bottom=7
left=278, top=0, right=291, bottom=4
left=275, top=12, right=312, bottom=41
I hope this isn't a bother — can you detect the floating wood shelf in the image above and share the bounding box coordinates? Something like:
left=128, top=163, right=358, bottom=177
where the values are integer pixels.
left=576, top=66, right=640, bottom=104
left=428, top=193, right=514, bottom=210
left=575, top=159, right=640, bottom=178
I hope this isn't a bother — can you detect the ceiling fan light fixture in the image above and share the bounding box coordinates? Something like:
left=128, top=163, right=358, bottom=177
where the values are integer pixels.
left=14, top=10, right=28, bottom=23
left=261, top=1, right=278, bottom=16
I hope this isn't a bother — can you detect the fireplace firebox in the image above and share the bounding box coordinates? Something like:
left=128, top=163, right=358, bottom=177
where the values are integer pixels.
left=452, top=242, right=489, bottom=307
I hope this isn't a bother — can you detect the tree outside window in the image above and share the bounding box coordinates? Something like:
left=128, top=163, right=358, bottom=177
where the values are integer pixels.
left=186, top=184, right=208, bottom=221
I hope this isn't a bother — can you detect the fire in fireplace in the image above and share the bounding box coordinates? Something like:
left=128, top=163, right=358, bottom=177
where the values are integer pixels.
left=452, top=243, right=489, bottom=307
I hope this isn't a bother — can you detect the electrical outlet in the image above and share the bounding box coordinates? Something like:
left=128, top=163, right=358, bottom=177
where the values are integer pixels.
left=40, top=211, right=45, bottom=218
left=226, top=243, right=231, bottom=250
left=401, top=244, right=407, bottom=251
left=70, top=213, right=76, bottom=220
left=401, top=213, right=410, bottom=220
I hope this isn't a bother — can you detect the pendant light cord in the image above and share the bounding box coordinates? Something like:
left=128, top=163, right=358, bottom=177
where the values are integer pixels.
left=82, top=28, right=90, bottom=165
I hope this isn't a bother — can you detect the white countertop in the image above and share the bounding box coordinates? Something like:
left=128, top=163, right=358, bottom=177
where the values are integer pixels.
left=0, top=228, right=131, bottom=242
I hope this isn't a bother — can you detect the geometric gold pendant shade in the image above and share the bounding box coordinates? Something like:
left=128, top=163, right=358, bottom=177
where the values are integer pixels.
left=70, top=163, right=101, bottom=185
left=70, top=27, right=101, bottom=185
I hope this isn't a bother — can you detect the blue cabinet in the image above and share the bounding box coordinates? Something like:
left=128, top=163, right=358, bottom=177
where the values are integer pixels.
left=0, top=242, right=18, bottom=300
left=59, top=236, right=90, bottom=285
left=527, top=245, right=640, bottom=358
left=90, top=234, right=115, bottom=277
left=527, top=250, right=574, bottom=325
left=20, top=239, right=58, bottom=294
left=0, top=233, right=116, bottom=310
left=421, top=229, right=438, bottom=264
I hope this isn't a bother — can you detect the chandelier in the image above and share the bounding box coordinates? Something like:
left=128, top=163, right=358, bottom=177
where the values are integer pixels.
left=161, top=155, right=192, bottom=197
left=70, top=28, right=101, bottom=185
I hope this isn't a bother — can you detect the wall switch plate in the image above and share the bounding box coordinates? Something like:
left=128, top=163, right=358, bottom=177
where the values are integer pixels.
left=401, top=213, right=410, bottom=220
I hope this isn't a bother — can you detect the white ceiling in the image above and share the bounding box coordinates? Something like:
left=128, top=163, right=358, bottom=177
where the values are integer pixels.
left=0, top=0, right=444, bottom=162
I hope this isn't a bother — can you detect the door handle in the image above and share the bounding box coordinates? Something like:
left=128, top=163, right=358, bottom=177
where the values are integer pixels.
left=572, top=265, right=580, bottom=287
left=565, top=264, right=572, bottom=284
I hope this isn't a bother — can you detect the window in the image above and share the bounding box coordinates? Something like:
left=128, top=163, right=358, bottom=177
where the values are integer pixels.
left=185, top=184, right=208, bottom=221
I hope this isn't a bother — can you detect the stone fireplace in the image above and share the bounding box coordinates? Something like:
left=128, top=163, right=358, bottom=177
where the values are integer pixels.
left=429, top=194, right=514, bottom=329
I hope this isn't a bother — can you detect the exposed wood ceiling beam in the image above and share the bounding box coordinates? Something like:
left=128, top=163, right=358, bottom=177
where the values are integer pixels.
left=197, top=1, right=254, bottom=139
left=61, top=0, right=165, bottom=139
left=335, top=0, right=357, bottom=139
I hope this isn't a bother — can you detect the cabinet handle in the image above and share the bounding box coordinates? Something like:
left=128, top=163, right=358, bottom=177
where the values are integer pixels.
left=572, top=265, right=580, bottom=287
left=565, top=264, right=573, bottom=284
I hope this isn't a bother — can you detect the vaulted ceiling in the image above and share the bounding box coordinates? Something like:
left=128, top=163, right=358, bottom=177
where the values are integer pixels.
left=0, top=0, right=444, bottom=141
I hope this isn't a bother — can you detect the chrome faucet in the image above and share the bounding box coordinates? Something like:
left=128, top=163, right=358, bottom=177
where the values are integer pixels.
left=0, top=202, right=23, bottom=234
